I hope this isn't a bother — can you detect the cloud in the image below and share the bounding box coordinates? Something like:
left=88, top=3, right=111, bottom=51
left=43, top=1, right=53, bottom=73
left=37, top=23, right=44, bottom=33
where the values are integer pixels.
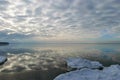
left=0, top=0, right=120, bottom=42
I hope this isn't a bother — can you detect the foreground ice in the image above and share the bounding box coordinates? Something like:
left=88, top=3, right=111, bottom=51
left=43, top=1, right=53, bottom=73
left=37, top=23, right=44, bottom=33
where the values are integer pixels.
left=0, top=56, right=7, bottom=65
left=54, top=65, right=120, bottom=80
left=66, top=58, right=103, bottom=69
left=54, top=58, right=120, bottom=80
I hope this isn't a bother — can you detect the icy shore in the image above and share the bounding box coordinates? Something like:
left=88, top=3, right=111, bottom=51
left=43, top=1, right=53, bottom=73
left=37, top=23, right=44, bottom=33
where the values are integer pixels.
left=54, top=58, right=120, bottom=80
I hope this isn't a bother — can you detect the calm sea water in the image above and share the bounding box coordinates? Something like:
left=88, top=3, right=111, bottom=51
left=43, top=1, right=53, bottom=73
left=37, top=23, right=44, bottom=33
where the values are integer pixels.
left=0, top=43, right=120, bottom=80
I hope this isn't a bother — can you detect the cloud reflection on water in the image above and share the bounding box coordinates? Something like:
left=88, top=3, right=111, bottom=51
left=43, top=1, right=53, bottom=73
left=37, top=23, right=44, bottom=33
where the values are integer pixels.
left=0, top=44, right=120, bottom=73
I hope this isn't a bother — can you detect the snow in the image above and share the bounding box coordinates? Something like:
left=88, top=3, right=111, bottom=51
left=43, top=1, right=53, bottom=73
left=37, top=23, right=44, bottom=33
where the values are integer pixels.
left=0, top=56, right=7, bottom=64
left=66, top=58, right=103, bottom=69
left=54, top=58, right=120, bottom=80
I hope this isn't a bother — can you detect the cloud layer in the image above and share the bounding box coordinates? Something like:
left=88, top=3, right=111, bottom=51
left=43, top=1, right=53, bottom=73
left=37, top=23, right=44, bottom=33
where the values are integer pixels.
left=0, top=0, right=120, bottom=42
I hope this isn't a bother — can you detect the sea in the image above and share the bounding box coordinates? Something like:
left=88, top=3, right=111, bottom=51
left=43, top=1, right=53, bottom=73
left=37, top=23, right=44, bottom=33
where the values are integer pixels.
left=0, top=43, right=120, bottom=80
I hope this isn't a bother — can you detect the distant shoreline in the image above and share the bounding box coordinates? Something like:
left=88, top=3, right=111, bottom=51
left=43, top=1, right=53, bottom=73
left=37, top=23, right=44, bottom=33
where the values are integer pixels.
left=0, top=42, right=9, bottom=45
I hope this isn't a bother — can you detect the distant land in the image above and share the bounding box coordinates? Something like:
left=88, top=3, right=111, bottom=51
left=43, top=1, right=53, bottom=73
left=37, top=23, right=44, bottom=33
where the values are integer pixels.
left=0, top=42, right=9, bottom=45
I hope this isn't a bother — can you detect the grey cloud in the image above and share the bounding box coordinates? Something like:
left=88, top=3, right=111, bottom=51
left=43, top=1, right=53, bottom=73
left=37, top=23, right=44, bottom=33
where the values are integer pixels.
left=34, top=6, right=42, bottom=16
left=0, top=0, right=10, bottom=5
left=0, top=0, right=10, bottom=11
left=0, top=29, right=34, bottom=42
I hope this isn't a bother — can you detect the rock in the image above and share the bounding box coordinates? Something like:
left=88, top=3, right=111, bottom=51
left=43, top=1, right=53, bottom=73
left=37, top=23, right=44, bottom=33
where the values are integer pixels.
left=66, top=58, right=103, bottom=70
left=54, top=65, right=120, bottom=80
left=0, top=56, right=7, bottom=65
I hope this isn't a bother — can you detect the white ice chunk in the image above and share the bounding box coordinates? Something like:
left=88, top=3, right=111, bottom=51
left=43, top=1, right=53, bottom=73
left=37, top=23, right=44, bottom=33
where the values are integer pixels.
left=54, top=65, right=120, bottom=80
left=66, top=58, right=103, bottom=69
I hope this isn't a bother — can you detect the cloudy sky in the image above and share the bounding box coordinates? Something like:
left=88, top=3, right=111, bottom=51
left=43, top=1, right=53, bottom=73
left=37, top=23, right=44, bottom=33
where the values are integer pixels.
left=0, top=0, right=120, bottom=43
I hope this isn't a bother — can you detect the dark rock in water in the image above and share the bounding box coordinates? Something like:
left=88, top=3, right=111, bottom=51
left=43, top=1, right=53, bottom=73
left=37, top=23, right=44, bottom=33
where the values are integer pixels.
left=0, top=56, right=7, bottom=65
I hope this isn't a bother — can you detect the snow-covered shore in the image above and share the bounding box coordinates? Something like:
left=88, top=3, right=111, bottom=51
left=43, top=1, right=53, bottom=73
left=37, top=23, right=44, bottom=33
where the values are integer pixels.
left=54, top=58, right=120, bottom=80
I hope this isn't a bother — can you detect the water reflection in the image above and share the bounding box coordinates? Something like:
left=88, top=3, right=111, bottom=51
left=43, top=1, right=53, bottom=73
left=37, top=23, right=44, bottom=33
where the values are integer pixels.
left=0, top=68, right=66, bottom=80
left=0, top=43, right=120, bottom=80
left=0, top=52, right=66, bottom=72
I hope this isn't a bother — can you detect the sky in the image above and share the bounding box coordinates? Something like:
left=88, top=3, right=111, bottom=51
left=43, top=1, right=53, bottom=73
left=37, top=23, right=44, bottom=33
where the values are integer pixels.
left=0, top=0, right=120, bottom=43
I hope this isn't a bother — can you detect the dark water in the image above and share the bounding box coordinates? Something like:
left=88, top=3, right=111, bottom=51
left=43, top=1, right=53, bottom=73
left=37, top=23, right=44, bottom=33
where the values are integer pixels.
left=0, top=43, right=120, bottom=80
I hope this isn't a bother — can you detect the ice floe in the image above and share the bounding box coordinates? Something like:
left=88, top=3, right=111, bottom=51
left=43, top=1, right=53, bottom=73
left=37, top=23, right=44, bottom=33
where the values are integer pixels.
left=54, top=58, right=120, bottom=80
left=66, top=58, right=103, bottom=69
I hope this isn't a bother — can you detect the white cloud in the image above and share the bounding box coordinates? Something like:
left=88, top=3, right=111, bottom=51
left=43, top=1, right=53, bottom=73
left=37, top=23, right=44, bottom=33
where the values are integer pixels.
left=0, top=0, right=120, bottom=42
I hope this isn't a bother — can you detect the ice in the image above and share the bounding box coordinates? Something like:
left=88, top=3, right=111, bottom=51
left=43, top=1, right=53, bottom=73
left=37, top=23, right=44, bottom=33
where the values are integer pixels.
left=66, top=58, right=103, bottom=69
left=54, top=65, right=120, bottom=80
left=54, top=58, right=120, bottom=80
